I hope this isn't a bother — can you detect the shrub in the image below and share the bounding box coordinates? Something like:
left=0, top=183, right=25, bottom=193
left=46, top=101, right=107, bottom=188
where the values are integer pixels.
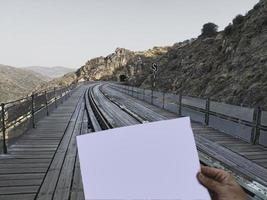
left=262, top=18, right=267, bottom=26
left=224, top=23, right=233, bottom=35
left=253, top=3, right=261, bottom=10
left=201, top=22, right=218, bottom=37
left=233, top=14, right=244, bottom=25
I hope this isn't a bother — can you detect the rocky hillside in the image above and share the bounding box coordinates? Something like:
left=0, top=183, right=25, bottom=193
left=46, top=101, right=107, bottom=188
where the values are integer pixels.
left=0, top=64, right=47, bottom=103
left=69, top=0, right=266, bottom=109
left=75, top=47, right=170, bottom=84
left=25, top=66, right=74, bottom=80
left=36, top=72, right=77, bottom=92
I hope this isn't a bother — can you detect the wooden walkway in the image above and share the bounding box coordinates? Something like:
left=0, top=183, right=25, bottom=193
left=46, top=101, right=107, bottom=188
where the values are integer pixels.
left=0, top=86, right=87, bottom=200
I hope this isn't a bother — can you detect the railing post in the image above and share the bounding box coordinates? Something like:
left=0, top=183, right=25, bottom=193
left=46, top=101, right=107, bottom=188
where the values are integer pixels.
left=131, top=86, right=133, bottom=96
left=60, top=89, right=63, bottom=104
left=45, top=91, right=49, bottom=116
left=66, top=87, right=69, bottom=99
left=252, top=107, right=262, bottom=144
left=162, top=92, right=165, bottom=109
left=143, top=88, right=145, bottom=101
left=54, top=87, right=57, bottom=108
left=63, top=88, right=65, bottom=102
left=65, top=87, right=68, bottom=98
left=1, top=103, right=7, bottom=154
left=178, top=92, right=182, bottom=116
left=68, top=86, right=71, bottom=97
left=151, top=89, right=154, bottom=104
left=31, top=94, right=36, bottom=128
left=205, top=98, right=210, bottom=126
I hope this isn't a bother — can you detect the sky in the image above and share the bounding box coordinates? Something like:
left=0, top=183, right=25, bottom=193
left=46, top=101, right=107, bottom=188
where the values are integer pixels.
left=0, top=0, right=259, bottom=69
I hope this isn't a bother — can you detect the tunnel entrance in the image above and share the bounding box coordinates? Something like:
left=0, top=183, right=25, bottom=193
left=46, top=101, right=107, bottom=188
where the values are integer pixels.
left=119, top=74, right=127, bottom=82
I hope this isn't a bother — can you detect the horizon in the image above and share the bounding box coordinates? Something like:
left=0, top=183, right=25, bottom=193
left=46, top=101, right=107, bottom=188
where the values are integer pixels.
left=0, top=0, right=259, bottom=69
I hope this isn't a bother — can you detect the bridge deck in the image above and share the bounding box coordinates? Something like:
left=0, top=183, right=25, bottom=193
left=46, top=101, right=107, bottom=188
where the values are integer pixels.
left=103, top=84, right=267, bottom=187
left=1, top=83, right=267, bottom=200
left=0, top=86, right=87, bottom=200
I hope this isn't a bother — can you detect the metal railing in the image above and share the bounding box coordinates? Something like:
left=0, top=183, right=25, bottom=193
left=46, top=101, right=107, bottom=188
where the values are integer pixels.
left=0, top=84, right=78, bottom=154
left=110, top=84, right=267, bottom=147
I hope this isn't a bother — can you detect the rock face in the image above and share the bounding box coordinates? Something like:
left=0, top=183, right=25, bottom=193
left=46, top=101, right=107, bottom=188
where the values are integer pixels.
left=75, top=47, right=169, bottom=83
left=77, top=48, right=135, bottom=81
left=72, top=0, right=267, bottom=108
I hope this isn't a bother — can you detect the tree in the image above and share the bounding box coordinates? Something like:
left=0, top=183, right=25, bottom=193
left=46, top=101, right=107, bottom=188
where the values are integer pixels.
left=201, top=22, right=218, bottom=37
left=233, top=14, right=244, bottom=25
left=224, top=23, right=233, bottom=36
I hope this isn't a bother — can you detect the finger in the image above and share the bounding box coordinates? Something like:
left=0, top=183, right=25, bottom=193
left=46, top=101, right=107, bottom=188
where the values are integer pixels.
left=201, top=166, right=227, bottom=179
left=197, top=172, right=219, bottom=192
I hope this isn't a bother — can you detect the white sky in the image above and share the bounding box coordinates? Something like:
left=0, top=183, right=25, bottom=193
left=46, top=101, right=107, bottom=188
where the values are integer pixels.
left=0, top=0, right=259, bottom=69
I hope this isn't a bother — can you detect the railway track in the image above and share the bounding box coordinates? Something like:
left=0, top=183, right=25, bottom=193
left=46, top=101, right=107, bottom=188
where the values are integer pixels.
left=86, top=85, right=113, bottom=130
left=85, top=83, right=267, bottom=200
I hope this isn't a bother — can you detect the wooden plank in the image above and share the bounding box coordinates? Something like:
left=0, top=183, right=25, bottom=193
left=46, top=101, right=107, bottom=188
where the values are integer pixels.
left=9, top=148, right=57, bottom=152
left=70, top=110, right=87, bottom=200
left=10, top=145, right=58, bottom=148
left=248, top=154, right=267, bottom=160
left=0, top=186, right=39, bottom=195
left=0, top=168, right=47, bottom=174
left=36, top=97, right=84, bottom=200
left=239, top=151, right=267, bottom=156
left=0, top=163, right=49, bottom=168
left=35, top=152, right=65, bottom=199
left=0, top=179, right=42, bottom=187
left=2, top=155, right=53, bottom=159
left=0, top=159, right=51, bottom=164
left=53, top=106, right=84, bottom=200
left=227, top=147, right=266, bottom=153
left=70, top=158, right=85, bottom=200
left=0, top=173, right=44, bottom=181
left=9, top=151, right=54, bottom=156
left=0, top=193, right=36, bottom=200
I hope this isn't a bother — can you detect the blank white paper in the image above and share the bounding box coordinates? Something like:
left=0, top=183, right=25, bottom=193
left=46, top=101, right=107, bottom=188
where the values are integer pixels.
left=77, top=117, right=211, bottom=200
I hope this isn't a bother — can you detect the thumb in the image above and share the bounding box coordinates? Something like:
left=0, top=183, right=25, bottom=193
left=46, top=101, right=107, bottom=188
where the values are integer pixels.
left=197, top=172, right=219, bottom=192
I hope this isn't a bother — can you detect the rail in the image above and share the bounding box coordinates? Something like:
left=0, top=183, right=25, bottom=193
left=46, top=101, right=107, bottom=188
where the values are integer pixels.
left=110, top=84, right=267, bottom=147
left=87, top=85, right=113, bottom=130
left=0, top=84, right=78, bottom=154
left=85, top=84, right=145, bottom=131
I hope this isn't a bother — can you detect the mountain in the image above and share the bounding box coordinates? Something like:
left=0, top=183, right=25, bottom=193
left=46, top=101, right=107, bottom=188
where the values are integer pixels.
left=67, top=0, right=266, bottom=109
left=0, top=64, right=47, bottom=103
left=36, top=72, right=77, bottom=92
left=25, top=66, right=74, bottom=79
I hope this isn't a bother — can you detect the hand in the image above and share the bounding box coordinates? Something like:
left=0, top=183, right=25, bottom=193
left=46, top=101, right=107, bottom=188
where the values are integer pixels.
left=197, top=166, right=249, bottom=200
